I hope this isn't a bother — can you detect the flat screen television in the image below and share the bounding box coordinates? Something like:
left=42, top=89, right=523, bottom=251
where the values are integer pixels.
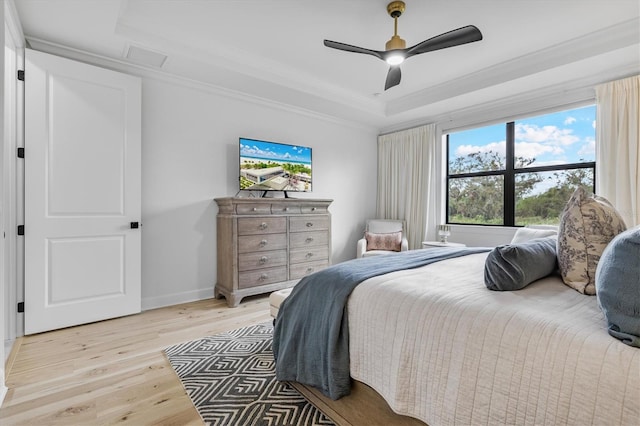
left=239, top=137, right=312, bottom=195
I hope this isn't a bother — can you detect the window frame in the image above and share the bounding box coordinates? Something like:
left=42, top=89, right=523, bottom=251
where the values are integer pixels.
left=446, top=120, right=596, bottom=227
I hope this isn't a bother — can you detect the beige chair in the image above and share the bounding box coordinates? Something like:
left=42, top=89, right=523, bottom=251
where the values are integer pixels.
left=357, top=219, right=409, bottom=258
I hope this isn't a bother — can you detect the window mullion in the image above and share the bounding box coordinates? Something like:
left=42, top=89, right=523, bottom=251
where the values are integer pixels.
left=504, top=122, right=515, bottom=227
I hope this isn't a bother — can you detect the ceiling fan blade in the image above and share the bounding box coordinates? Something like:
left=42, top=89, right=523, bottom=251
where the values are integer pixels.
left=384, top=66, right=402, bottom=90
left=406, top=25, right=483, bottom=57
left=324, top=40, right=383, bottom=60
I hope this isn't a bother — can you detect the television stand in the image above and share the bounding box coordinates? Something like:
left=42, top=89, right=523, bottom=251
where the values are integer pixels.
left=261, top=191, right=291, bottom=198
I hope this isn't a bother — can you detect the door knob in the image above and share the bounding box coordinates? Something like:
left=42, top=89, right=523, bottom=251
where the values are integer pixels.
left=130, top=222, right=140, bottom=229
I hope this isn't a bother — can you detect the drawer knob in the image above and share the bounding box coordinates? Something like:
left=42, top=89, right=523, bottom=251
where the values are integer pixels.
left=260, top=256, right=268, bottom=264
left=306, top=237, right=314, bottom=243
left=253, top=207, right=258, bottom=212
left=259, top=273, right=268, bottom=281
left=306, top=222, right=313, bottom=227
left=306, top=252, right=313, bottom=258
left=311, top=207, right=316, bottom=211
left=284, top=207, right=289, bottom=211
left=259, top=239, right=268, bottom=247
left=259, top=222, right=268, bottom=230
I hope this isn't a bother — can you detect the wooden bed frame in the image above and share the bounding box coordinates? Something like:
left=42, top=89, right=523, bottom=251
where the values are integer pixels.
left=291, top=380, right=427, bottom=426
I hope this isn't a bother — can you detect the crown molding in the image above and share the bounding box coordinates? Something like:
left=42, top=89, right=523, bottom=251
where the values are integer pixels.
left=112, top=21, right=384, bottom=117
left=379, top=66, right=639, bottom=135
left=25, top=37, right=379, bottom=132
left=387, top=17, right=640, bottom=117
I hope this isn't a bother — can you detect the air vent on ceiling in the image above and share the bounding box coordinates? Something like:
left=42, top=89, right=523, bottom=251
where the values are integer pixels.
left=124, top=45, right=168, bottom=68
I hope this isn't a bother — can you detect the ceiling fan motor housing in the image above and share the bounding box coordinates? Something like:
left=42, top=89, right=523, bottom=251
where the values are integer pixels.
left=386, top=35, right=406, bottom=50
left=387, top=1, right=405, bottom=18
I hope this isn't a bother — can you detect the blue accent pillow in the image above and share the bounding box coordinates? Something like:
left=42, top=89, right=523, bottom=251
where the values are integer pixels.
left=484, top=238, right=557, bottom=291
left=595, top=226, right=640, bottom=347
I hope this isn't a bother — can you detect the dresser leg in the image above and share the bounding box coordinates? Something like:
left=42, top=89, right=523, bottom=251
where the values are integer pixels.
left=227, top=294, right=240, bottom=308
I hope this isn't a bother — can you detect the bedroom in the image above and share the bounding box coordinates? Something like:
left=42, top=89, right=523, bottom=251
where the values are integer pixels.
left=1, top=0, right=639, bottom=424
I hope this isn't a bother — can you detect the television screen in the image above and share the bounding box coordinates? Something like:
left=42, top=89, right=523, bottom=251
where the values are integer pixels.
left=239, top=137, right=312, bottom=192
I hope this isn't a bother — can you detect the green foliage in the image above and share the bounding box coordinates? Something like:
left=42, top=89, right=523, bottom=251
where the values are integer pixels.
left=515, top=168, right=593, bottom=225
left=449, top=151, right=594, bottom=225
left=282, top=163, right=311, bottom=176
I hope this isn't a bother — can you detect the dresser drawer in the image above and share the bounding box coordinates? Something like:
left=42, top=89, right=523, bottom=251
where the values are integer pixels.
left=289, top=260, right=329, bottom=280
left=238, top=233, right=287, bottom=253
left=289, top=216, right=330, bottom=233
left=289, top=230, right=329, bottom=249
left=238, top=217, right=286, bottom=235
left=300, top=205, right=329, bottom=214
left=238, top=250, right=287, bottom=272
left=271, top=204, right=301, bottom=215
left=239, top=266, right=288, bottom=289
left=236, top=203, right=272, bottom=215
left=290, top=247, right=328, bottom=264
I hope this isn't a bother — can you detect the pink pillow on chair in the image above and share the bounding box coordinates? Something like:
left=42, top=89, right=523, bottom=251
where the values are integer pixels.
left=365, top=231, right=402, bottom=251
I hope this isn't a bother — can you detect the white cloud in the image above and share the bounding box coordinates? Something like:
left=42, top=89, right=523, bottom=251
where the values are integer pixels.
left=515, top=123, right=579, bottom=146
left=455, top=139, right=563, bottom=162
left=455, top=141, right=505, bottom=157
left=592, top=120, right=596, bottom=129
left=515, top=142, right=564, bottom=159
left=578, top=138, right=596, bottom=157
left=564, top=116, right=576, bottom=125
left=240, top=143, right=278, bottom=158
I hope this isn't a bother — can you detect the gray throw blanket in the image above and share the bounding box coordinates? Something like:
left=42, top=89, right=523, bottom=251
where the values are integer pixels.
left=272, top=247, right=491, bottom=400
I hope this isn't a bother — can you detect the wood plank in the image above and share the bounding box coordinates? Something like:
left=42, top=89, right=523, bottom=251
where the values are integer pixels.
left=0, top=296, right=271, bottom=425
left=1, top=295, right=428, bottom=425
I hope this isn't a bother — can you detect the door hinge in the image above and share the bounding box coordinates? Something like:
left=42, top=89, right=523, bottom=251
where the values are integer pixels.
left=17, top=147, right=24, bottom=158
left=17, top=225, right=24, bottom=236
left=17, top=70, right=24, bottom=81
left=17, top=302, right=24, bottom=313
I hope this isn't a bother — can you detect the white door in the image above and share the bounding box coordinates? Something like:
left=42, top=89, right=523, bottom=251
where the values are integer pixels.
left=24, top=49, right=141, bottom=335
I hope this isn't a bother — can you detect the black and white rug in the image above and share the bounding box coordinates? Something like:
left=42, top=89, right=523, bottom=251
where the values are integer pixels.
left=164, top=322, right=334, bottom=426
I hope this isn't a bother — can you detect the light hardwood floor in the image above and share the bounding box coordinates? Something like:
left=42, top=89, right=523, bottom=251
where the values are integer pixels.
left=0, top=295, right=272, bottom=425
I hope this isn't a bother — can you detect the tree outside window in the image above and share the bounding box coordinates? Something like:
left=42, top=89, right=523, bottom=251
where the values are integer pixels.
left=447, top=105, right=596, bottom=226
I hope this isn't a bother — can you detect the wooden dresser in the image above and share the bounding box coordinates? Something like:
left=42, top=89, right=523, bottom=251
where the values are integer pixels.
left=214, top=197, right=333, bottom=307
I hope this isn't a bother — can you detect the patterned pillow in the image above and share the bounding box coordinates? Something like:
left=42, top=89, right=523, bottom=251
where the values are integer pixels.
left=365, top=231, right=402, bottom=252
left=557, top=187, right=627, bottom=295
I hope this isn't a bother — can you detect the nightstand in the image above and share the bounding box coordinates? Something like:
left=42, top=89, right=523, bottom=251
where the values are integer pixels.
left=422, top=241, right=466, bottom=249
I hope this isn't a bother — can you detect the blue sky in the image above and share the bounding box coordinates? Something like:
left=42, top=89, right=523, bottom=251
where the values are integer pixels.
left=240, top=138, right=312, bottom=164
left=449, top=105, right=596, bottom=167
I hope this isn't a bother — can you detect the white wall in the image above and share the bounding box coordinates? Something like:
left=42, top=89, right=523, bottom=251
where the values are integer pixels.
left=139, top=77, right=378, bottom=309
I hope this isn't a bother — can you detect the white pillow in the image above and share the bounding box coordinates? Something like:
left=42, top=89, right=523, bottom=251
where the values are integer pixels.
left=511, top=226, right=558, bottom=244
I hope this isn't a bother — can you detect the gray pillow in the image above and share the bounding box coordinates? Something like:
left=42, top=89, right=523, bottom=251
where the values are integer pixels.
left=484, top=238, right=557, bottom=291
left=595, top=226, right=640, bottom=347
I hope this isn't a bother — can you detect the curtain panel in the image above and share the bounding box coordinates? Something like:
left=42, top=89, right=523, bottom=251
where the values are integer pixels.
left=377, top=124, right=439, bottom=249
left=595, top=75, right=640, bottom=227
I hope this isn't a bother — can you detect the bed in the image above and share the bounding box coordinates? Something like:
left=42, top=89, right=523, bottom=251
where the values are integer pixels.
left=274, top=249, right=640, bottom=425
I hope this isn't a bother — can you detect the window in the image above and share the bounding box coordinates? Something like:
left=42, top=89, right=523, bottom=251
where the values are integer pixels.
left=447, top=105, right=596, bottom=226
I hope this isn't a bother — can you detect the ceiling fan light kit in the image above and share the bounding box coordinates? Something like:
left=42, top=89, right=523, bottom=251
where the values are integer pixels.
left=324, top=1, right=483, bottom=90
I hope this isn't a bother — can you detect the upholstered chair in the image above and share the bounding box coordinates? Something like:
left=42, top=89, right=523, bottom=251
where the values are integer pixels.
left=357, top=219, right=408, bottom=258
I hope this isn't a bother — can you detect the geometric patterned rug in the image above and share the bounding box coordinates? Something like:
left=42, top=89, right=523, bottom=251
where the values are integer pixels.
left=164, top=322, right=335, bottom=426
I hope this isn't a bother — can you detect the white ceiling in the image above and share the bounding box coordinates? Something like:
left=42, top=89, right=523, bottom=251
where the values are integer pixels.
left=13, top=0, right=640, bottom=131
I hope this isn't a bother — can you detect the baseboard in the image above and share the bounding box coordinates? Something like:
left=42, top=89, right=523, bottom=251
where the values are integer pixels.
left=141, top=288, right=214, bottom=311
left=4, top=339, right=14, bottom=363
left=0, top=385, right=7, bottom=405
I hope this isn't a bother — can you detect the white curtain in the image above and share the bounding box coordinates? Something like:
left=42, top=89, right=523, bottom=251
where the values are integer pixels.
left=377, top=124, right=439, bottom=249
left=595, top=75, right=640, bottom=227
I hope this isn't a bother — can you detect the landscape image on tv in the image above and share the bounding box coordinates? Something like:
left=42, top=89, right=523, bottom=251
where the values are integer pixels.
left=239, top=138, right=312, bottom=192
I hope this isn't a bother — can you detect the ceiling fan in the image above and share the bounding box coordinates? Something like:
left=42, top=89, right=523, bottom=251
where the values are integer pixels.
left=324, top=1, right=483, bottom=90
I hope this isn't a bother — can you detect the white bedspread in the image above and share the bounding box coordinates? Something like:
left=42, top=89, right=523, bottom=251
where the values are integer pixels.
left=348, top=252, right=640, bottom=426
